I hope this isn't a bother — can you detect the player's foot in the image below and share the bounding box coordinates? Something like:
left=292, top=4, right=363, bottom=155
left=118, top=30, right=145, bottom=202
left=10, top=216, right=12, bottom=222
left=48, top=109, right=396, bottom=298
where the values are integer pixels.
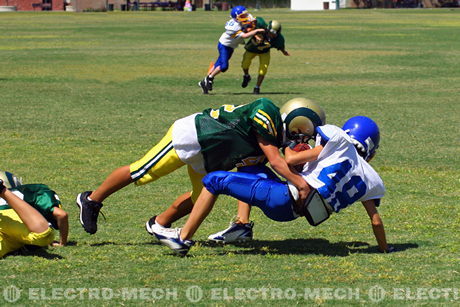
left=206, top=76, right=214, bottom=91
left=241, top=74, right=251, bottom=88
left=198, top=79, right=208, bottom=94
left=154, top=227, right=195, bottom=256
left=145, top=215, right=171, bottom=238
left=253, top=87, right=260, bottom=95
left=208, top=221, right=254, bottom=243
left=76, top=191, right=103, bottom=235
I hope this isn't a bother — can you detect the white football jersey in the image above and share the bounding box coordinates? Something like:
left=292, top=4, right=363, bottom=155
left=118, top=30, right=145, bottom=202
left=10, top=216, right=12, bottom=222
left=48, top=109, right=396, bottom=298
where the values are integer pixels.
left=218, top=18, right=245, bottom=49
left=301, top=125, right=385, bottom=212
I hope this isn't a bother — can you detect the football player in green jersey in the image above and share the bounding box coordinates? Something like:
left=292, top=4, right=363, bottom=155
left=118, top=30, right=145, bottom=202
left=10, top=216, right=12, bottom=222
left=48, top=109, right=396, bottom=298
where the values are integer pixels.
left=241, top=20, right=290, bottom=94
left=76, top=98, right=325, bottom=240
left=0, top=171, right=69, bottom=257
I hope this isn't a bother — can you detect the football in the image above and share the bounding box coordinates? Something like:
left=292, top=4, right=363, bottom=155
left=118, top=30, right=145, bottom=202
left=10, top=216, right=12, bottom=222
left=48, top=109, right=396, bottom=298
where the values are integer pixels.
left=292, top=143, right=312, bottom=152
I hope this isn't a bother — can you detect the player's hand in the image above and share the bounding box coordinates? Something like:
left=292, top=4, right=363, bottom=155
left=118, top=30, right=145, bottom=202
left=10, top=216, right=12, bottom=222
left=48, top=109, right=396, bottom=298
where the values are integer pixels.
left=297, top=182, right=310, bottom=204
left=0, top=179, right=6, bottom=194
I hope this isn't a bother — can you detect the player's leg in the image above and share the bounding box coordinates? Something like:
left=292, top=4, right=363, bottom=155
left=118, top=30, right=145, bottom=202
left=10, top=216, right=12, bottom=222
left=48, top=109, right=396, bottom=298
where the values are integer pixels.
left=241, top=51, right=256, bottom=88
left=77, top=124, right=185, bottom=234
left=253, top=52, right=270, bottom=94
left=0, top=188, right=49, bottom=234
left=208, top=165, right=280, bottom=243
left=203, top=170, right=297, bottom=222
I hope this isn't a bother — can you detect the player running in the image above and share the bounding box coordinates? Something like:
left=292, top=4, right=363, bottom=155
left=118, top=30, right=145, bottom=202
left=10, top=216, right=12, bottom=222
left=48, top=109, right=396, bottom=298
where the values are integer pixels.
left=199, top=6, right=265, bottom=94
left=241, top=20, right=290, bottom=94
left=153, top=116, right=394, bottom=256
left=76, top=98, right=325, bottom=236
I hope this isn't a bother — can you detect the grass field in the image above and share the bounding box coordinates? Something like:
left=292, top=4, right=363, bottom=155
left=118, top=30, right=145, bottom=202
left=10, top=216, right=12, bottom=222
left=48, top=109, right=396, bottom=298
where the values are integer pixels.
left=0, top=8, right=459, bottom=305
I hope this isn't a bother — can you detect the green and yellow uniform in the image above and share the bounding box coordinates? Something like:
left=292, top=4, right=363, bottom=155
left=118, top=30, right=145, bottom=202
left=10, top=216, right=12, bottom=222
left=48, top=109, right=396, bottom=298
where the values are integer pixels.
left=0, top=184, right=59, bottom=257
left=129, top=98, right=283, bottom=202
left=242, top=17, right=287, bottom=76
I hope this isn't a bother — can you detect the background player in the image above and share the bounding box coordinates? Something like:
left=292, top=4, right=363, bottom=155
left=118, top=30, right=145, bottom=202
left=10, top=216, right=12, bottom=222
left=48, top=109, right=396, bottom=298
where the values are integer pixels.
left=0, top=171, right=68, bottom=257
left=199, top=6, right=265, bottom=94
left=241, top=20, right=290, bottom=94
left=154, top=116, right=393, bottom=256
left=76, top=98, right=323, bottom=236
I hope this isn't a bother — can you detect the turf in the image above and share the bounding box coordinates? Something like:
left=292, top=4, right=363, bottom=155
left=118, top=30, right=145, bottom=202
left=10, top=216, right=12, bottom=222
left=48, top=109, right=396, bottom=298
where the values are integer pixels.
left=0, top=8, right=459, bottom=305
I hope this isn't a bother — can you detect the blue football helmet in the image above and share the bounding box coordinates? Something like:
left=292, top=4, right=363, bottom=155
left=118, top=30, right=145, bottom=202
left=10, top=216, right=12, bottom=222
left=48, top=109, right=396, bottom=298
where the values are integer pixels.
left=342, top=116, right=380, bottom=161
left=0, top=170, right=22, bottom=189
left=230, top=5, right=249, bottom=22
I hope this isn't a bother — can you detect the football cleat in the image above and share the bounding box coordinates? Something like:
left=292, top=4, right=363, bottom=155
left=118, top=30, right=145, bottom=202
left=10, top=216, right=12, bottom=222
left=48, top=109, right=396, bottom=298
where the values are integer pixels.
left=241, top=74, right=251, bottom=88
left=145, top=215, right=171, bottom=239
left=253, top=87, right=260, bottom=95
left=206, top=76, right=214, bottom=91
left=198, top=79, right=209, bottom=94
left=76, top=191, right=103, bottom=235
left=154, top=227, right=195, bottom=256
left=208, top=221, right=254, bottom=243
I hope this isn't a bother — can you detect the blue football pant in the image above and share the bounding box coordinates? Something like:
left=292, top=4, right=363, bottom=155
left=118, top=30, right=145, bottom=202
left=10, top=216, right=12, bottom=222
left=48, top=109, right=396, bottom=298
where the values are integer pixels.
left=202, top=167, right=298, bottom=222
left=214, top=42, right=234, bottom=72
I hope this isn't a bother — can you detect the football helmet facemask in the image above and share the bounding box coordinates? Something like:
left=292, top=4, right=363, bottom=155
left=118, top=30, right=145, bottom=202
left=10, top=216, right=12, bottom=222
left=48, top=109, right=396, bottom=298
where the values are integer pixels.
left=280, top=98, right=326, bottom=143
left=342, top=116, right=380, bottom=161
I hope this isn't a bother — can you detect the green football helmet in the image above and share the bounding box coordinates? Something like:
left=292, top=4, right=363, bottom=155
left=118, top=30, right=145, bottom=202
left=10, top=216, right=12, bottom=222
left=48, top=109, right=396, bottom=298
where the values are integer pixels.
left=0, top=170, right=22, bottom=189
left=280, top=98, right=326, bottom=143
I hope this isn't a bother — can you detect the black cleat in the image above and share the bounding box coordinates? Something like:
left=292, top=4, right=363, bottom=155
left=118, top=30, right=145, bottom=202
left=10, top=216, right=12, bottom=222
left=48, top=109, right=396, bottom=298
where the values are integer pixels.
left=241, top=74, right=251, bottom=88
left=76, top=191, right=103, bottom=234
left=253, top=87, right=260, bottom=95
left=206, top=76, right=214, bottom=91
left=198, top=79, right=208, bottom=94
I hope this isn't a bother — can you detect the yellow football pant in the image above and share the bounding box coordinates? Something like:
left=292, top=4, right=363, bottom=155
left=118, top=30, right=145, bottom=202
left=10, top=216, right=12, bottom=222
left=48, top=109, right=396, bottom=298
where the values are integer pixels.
left=129, top=124, right=204, bottom=203
left=0, top=209, right=54, bottom=258
left=241, top=51, right=271, bottom=76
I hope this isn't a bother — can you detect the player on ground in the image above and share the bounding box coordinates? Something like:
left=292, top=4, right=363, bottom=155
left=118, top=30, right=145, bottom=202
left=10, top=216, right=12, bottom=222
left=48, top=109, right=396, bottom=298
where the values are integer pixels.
left=241, top=20, right=290, bottom=94
left=0, top=171, right=69, bottom=257
left=76, top=98, right=324, bottom=236
left=198, top=6, right=265, bottom=94
left=207, top=98, right=324, bottom=243
left=154, top=116, right=393, bottom=256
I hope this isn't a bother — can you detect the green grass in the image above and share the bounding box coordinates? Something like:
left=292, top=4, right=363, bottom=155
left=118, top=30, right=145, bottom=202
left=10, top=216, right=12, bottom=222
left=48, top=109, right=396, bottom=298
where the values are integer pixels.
left=0, top=9, right=459, bottom=305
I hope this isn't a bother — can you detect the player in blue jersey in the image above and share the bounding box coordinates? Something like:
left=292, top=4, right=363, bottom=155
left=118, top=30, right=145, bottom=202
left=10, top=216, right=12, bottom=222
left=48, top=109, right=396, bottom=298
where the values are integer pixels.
left=198, top=6, right=265, bottom=94
left=154, top=116, right=394, bottom=256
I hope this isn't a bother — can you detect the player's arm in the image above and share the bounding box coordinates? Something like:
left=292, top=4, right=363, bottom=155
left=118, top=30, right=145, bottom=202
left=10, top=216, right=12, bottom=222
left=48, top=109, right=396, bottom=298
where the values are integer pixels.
left=362, top=199, right=393, bottom=253
left=239, top=28, right=265, bottom=39
left=284, top=145, right=323, bottom=166
left=280, top=49, right=290, bottom=56
left=52, top=207, right=68, bottom=246
left=257, top=135, right=310, bottom=202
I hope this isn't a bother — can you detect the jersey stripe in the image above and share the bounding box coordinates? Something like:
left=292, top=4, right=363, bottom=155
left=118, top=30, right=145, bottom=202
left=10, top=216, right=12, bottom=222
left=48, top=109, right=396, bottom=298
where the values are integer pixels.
left=130, top=141, right=174, bottom=180
left=254, top=110, right=277, bottom=137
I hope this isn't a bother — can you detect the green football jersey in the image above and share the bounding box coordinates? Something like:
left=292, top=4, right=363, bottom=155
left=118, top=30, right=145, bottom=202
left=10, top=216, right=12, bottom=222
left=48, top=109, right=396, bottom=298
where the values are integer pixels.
left=245, top=17, right=286, bottom=54
left=0, top=184, right=61, bottom=229
left=195, top=98, right=284, bottom=172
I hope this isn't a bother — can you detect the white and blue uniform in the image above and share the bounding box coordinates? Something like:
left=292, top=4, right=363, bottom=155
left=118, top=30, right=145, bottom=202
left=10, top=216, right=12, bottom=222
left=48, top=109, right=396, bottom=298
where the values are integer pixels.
left=202, top=124, right=385, bottom=222
left=214, top=18, right=245, bottom=72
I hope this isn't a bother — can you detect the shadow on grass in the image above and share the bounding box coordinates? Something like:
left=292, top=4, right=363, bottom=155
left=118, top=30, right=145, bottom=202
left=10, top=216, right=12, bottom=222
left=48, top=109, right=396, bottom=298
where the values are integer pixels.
left=221, top=91, right=304, bottom=96
left=89, top=241, right=160, bottom=247
left=7, top=246, right=64, bottom=260
left=202, top=239, right=419, bottom=257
